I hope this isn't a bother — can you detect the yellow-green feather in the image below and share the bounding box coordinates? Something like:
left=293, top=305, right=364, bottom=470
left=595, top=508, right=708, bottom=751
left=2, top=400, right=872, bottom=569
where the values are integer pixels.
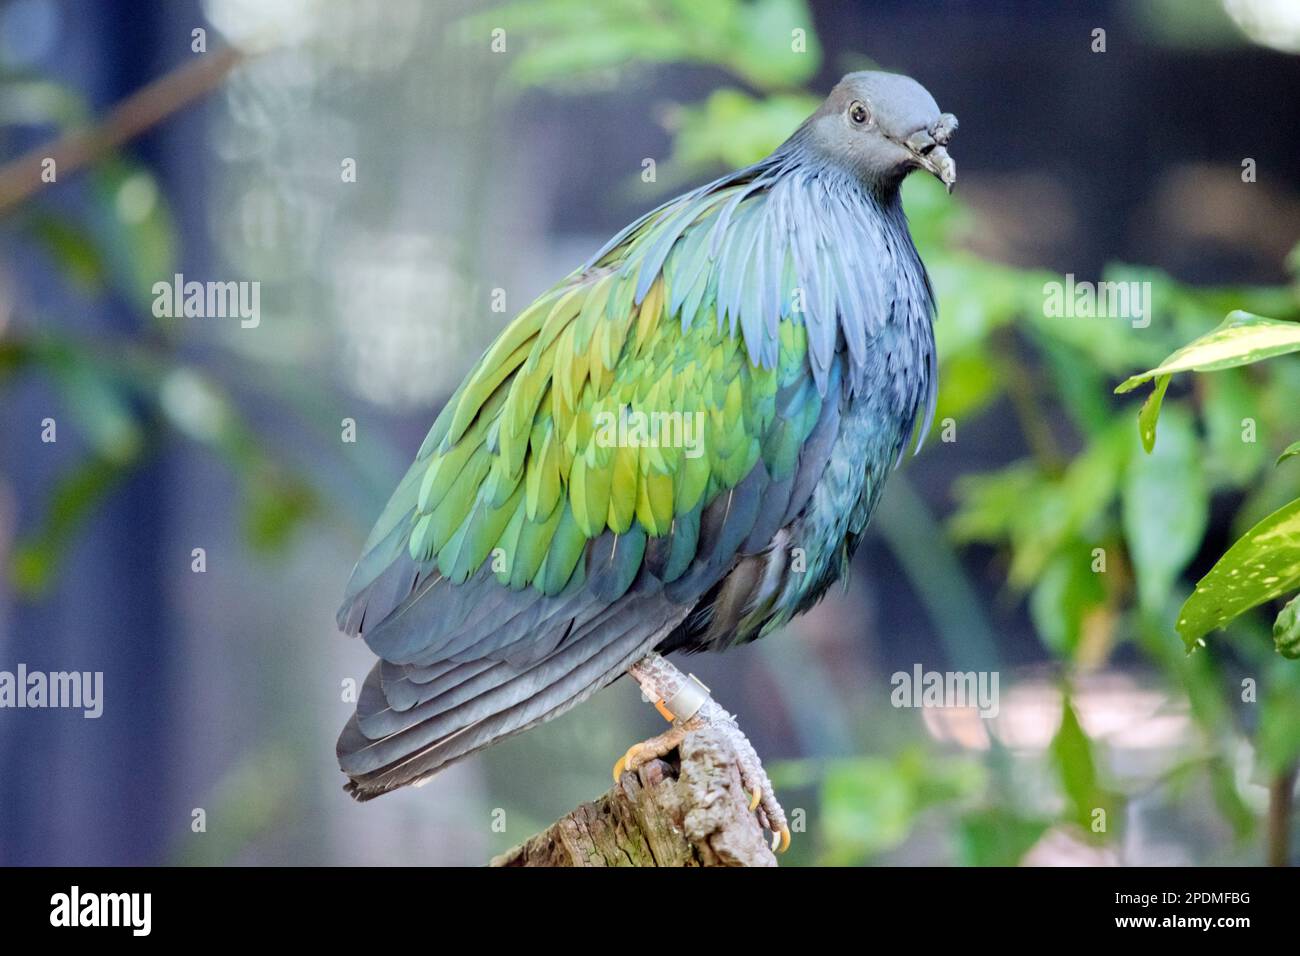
left=399, top=191, right=816, bottom=599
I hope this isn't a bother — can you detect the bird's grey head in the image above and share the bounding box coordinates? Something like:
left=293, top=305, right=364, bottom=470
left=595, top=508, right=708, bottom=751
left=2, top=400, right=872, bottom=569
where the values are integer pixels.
left=798, top=71, right=958, bottom=196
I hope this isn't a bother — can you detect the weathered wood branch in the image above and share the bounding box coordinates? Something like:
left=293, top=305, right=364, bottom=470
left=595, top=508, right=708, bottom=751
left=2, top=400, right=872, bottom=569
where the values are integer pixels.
left=491, top=723, right=777, bottom=867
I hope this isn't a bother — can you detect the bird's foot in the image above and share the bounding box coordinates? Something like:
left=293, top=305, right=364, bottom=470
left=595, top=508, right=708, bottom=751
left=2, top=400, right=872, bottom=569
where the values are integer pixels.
left=611, top=723, right=688, bottom=783
left=616, top=652, right=789, bottom=853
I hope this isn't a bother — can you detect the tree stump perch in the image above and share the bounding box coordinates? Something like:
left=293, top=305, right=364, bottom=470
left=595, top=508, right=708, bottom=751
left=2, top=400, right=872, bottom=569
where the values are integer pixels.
left=490, top=723, right=778, bottom=866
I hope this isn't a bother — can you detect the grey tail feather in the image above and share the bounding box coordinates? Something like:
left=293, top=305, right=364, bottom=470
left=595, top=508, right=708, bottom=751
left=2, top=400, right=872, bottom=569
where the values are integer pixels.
left=339, top=649, right=634, bottom=802
left=339, top=592, right=688, bottom=800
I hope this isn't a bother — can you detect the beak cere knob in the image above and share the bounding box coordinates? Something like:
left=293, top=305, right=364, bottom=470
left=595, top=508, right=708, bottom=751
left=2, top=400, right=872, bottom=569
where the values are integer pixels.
left=932, top=112, right=958, bottom=146
left=929, top=113, right=958, bottom=193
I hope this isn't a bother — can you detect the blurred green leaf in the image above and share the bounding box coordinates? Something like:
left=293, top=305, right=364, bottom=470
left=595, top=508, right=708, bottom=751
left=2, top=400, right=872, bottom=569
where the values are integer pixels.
left=157, top=367, right=238, bottom=448
left=1030, top=545, right=1107, bottom=659
left=666, top=89, right=818, bottom=174
left=957, top=808, right=1050, bottom=866
left=468, top=0, right=820, bottom=92
left=819, top=749, right=983, bottom=864
left=722, top=0, right=821, bottom=88
left=1256, top=657, right=1300, bottom=773
left=1050, top=693, right=1117, bottom=838
left=1027, top=263, right=1178, bottom=377
left=1034, top=329, right=1114, bottom=437
left=1277, top=441, right=1300, bottom=466
left=505, top=25, right=691, bottom=89
left=952, top=422, right=1129, bottom=592
left=0, top=78, right=89, bottom=127
left=949, top=462, right=1041, bottom=545
left=1202, top=369, right=1264, bottom=484
left=172, top=742, right=300, bottom=865
left=153, top=369, right=319, bottom=553
left=2, top=335, right=146, bottom=461
left=52, top=362, right=145, bottom=463
left=89, top=162, right=178, bottom=318
left=242, top=466, right=318, bottom=553
left=1122, top=407, right=1208, bottom=613
left=27, top=212, right=107, bottom=292
left=11, top=453, right=141, bottom=597
left=935, top=348, right=1001, bottom=423
left=1133, top=618, right=1255, bottom=839
left=904, top=176, right=974, bottom=252
left=1207, top=755, right=1257, bottom=840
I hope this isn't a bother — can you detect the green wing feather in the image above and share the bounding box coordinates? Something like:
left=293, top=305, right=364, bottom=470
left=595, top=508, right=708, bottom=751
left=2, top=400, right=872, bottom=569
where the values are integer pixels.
left=380, top=192, right=811, bottom=604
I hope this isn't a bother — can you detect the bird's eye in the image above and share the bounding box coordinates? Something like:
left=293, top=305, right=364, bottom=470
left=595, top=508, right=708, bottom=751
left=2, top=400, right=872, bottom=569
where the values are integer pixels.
left=849, top=101, right=870, bottom=125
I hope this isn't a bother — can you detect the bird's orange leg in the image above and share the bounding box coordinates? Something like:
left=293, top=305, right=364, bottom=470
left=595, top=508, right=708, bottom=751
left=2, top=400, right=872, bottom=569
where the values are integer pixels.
left=614, top=652, right=790, bottom=853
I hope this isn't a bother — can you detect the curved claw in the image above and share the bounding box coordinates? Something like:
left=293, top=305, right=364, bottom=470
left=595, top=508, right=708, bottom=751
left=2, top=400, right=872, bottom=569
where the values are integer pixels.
left=748, top=786, right=761, bottom=811
left=611, top=746, right=636, bottom=783
left=768, top=826, right=791, bottom=854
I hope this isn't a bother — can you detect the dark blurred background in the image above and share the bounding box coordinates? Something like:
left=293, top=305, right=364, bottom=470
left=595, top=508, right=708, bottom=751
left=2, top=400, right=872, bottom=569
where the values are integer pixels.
left=1, top=0, right=1298, bottom=865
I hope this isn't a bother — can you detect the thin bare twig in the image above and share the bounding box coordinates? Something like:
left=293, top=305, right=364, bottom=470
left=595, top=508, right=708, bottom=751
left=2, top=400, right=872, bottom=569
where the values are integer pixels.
left=0, top=46, right=243, bottom=217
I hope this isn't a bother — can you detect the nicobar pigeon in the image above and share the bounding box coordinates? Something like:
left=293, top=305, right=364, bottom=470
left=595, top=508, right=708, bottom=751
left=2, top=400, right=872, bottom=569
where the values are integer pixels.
left=336, top=72, right=957, bottom=846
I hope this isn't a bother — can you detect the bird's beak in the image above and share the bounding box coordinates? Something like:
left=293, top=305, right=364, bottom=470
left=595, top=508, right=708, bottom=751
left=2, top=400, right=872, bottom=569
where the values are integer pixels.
left=907, top=112, right=958, bottom=193
left=920, top=145, right=956, bottom=194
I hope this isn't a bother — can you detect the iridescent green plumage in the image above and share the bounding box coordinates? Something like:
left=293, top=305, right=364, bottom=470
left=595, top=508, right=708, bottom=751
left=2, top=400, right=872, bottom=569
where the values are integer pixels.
left=360, top=180, right=822, bottom=604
